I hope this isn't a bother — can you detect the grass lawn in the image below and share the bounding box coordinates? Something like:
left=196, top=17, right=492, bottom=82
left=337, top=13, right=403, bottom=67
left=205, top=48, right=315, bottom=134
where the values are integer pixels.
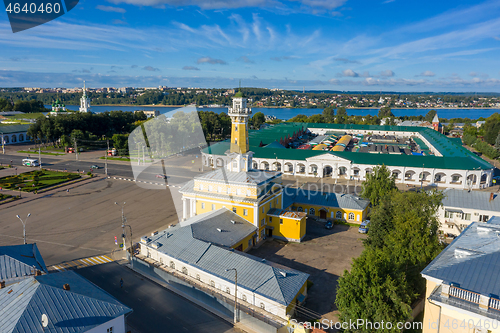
left=0, top=170, right=80, bottom=192
left=18, top=150, right=65, bottom=156
left=0, top=193, right=12, bottom=200
left=5, top=113, right=45, bottom=120
left=99, top=156, right=131, bottom=161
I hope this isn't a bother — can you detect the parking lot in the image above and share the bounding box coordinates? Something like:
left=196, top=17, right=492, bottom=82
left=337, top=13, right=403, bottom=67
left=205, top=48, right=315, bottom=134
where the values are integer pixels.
left=248, top=217, right=367, bottom=324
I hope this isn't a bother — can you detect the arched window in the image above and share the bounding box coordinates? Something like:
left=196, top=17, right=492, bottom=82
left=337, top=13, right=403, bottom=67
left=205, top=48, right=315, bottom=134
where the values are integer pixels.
left=336, top=211, right=342, bottom=219
left=182, top=267, right=188, bottom=275
left=348, top=212, right=355, bottom=220
left=260, top=303, right=265, bottom=310
left=297, top=207, right=303, bottom=212
left=3, top=136, right=8, bottom=144
left=196, top=274, right=200, bottom=281
left=226, top=287, right=231, bottom=294
left=210, top=280, right=215, bottom=287
left=242, top=294, right=247, bottom=302
left=159, top=257, right=163, bottom=264
left=19, top=134, right=24, bottom=141
left=11, top=135, right=16, bottom=143
left=309, top=208, right=315, bottom=215
left=170, top=261, right=175, bottom=269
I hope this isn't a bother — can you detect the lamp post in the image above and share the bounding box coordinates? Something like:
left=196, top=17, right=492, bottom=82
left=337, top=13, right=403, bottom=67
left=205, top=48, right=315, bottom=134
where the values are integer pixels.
left=16, top=213, right=31, bottom=244
left=225, top=268, right=238, bottom=323
left=115, top=202, right=126, bottom=252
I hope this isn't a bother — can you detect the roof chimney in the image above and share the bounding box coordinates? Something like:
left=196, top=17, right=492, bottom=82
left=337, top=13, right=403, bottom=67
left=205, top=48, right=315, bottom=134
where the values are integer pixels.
left=490, top=193, right=495, bottom=202
left=35, top=270, right=42, bottom=276
left=63, top=284, right=70, bottom=291
left=0, top=281, right=5, bottom=289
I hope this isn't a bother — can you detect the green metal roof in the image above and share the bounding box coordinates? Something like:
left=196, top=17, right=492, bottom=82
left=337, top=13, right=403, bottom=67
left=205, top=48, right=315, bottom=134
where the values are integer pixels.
left=0, top=124, right=30, bottom=134
left=203, top=123, right=493, bottom=171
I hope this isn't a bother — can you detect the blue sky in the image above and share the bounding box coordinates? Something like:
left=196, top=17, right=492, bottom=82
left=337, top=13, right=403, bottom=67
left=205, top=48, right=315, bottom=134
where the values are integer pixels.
left=1, top=0, right=500, bottom=91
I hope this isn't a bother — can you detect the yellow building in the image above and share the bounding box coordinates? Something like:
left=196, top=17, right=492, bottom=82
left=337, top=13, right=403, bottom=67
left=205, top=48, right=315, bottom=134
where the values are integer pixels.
left=180, top=92, right=370, bottom=249
left=421, top=218, right=500, bottom=333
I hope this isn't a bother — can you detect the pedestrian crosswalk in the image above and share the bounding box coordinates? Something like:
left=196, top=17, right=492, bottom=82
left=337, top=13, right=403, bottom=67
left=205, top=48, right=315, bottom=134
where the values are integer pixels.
left=51, top=255, right=113, bottom=271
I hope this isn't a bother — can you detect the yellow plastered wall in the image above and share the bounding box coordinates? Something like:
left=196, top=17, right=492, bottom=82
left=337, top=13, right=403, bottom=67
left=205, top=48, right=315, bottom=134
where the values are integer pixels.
left=257, top=193, right=282, bottom=221
left=286, top=281, right=308, bottom=315
left=231, top=231, right=256, bottom=252
left=194, top=196, right=256, bottom=225
left=230, top=122, right=248, bottom=154
left=287, top=203, right=368, bottom=224
left=268, top=216, right=306, bottom=242
left=422, top=279, right=499, bottom=333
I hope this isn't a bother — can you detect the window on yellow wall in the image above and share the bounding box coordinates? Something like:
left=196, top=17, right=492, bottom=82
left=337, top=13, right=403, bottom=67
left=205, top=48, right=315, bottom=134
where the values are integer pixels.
left=211, top=204, right=215, bottom=211
left=280, top=219, right=283, bottom=225
left=298, top=207, right=303, bottom=212
left=247, top=190, right=251, bottom=196
left=235, top=125, right=238, bottom=131
left=236, top=188, right=242, bottom=195
left=198, top=184, right=202, bottom=190
left=233, top=207, right=237, bottom=213
left=208, top=185, right=213, bottom=191
left=269, top=217, right=272, bottom=223
left=336, top=211, right=342, bottom=219
left=217, top=186, right=222, bottom=193
left=349, top=212, right=354, bottom=220
left=243, top=209, right=248, bottom=216
left=201, top=203, right=205, bottom=209
left=309, top=208, right=315, bottom=215
left=235, top=138, right=238, bottom=144
left=227, top=187, right=231, bottom=194
left=261, top=219, right=265, bottom=226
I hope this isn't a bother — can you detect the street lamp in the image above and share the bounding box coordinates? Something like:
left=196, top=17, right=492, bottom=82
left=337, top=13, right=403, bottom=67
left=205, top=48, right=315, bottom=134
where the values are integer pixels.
left=115, top=202, right=126, bottom=252
left=225, top=268, right=238, bottom=323
left=16, top=213, right=31, bottom=244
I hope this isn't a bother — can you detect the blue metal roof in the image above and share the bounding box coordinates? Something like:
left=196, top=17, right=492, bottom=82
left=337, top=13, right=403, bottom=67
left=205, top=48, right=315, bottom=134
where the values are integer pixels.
left=0, top=271, right=132, bottom=333
left=0, top=244, right=47, bottom=283
left=145, top=226, right=309, bottom=306
left=421, top=219, right=500, bottom=297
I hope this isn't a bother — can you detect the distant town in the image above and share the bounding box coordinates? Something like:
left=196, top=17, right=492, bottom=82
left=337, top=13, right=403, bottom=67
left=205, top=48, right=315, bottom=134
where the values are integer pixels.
left=1, top=86, right=500, bottom=109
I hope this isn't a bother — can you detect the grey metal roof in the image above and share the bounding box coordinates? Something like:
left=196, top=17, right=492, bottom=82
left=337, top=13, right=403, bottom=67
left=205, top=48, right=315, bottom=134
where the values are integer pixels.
left=145, top=227, right=309, bottom=305
left=194, top=168, right=281, bottom=186
left=421, top=220, right=500, bottom=297
left=0, top=271, right=132, bottom=333
left=0, top=244, right=47, bottom=283
left=180, top=208, right=257, bottom=247
left=442, top=189, right=500, bottom=213
left=283, top=189, right=370, bottom=211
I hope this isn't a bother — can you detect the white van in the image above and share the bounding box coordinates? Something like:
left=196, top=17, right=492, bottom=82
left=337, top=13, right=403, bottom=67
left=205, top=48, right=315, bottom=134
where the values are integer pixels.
left=22, top=158, right=40, bottom=167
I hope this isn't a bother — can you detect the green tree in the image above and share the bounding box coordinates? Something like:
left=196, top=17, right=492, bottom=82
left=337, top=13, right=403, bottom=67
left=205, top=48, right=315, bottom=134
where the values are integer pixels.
left=424, top=109, right=437, bottom=123
left=251, top=112, right=266, bottom=129
left=495, top=133, right=500, bottom=149
left=288, top=114, right=309, bottom=122
left=307, top=114, right=325, bottom=123
left=360, top=165, right=397, bottom=207
left=322, top=106, right=335, bottom=123
left=336, top=107, right=348, bottom=124
left=378, top=107, right=394, bottom=118
left=483, top=113, right=500, bottom=145
left=112, top=133, right=129, bottom=154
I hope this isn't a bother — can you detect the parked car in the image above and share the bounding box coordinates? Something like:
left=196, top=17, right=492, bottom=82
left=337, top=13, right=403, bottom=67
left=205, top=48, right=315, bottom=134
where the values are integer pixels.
left=358, top=220, right=370, bottom=234
left=325, top=221, right=333, bottom=230
left=90, top=165, right=101, bottom=169
left=156, top=174, right=167, bottom=179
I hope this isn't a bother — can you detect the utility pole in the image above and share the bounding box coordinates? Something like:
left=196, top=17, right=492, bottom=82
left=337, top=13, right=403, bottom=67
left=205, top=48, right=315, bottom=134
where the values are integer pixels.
left=38, top=147, right=42, bottom=169
left=226, top=268, right=238, bottom=323
left=105, top=140, right=109, bottom=176
left=74, top=139, right=78, bottom=161
left=115, top=202, right=126, bottom=252
left=1, top=132, right=4, bottom=154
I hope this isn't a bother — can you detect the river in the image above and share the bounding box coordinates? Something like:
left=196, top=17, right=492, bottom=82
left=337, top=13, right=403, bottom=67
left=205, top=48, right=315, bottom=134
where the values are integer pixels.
left=48, top=105, right=500, bottom=120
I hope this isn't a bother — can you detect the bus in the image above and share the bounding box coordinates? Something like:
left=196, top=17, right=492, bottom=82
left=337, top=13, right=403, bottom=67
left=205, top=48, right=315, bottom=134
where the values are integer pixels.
left=22, top=158, right=40, bottom=167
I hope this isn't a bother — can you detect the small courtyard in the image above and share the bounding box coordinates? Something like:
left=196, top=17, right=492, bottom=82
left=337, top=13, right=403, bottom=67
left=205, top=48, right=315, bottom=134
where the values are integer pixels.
left=248, top=218, right=367, bottom=324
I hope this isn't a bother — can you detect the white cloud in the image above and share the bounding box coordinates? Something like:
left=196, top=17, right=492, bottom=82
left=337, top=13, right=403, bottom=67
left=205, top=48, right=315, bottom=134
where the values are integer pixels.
left=183, top=66, right=200, bottom=70
left=419, top=71, right=435, bottom=77
left=380, top=70, right=394, bottom=77
left=340, top=69, right=359, bottom=77
left=143, top=66, right=160, bottom=71
left=96, top=5, right=126, bottom=13
left=197, top=57, right=227, bottom=65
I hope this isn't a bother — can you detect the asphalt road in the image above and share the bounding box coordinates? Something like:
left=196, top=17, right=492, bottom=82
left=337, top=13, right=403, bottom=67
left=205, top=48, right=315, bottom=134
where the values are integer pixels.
left=76, top=262, right=238, bottom=333
left=0, top=179, right=183, bottom=266
left=0, top=152, right=201, bottom=186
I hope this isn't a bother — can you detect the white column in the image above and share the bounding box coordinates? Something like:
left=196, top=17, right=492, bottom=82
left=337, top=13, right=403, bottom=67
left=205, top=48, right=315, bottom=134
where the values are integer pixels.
left=192, top=198, right=197, bottom=216
left=182, top=199, right=187, bottom=221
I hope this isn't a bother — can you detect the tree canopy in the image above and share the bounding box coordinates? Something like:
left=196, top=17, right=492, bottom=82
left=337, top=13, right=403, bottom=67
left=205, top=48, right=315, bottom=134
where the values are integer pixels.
left=360, top=165, right=397, bottom=207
